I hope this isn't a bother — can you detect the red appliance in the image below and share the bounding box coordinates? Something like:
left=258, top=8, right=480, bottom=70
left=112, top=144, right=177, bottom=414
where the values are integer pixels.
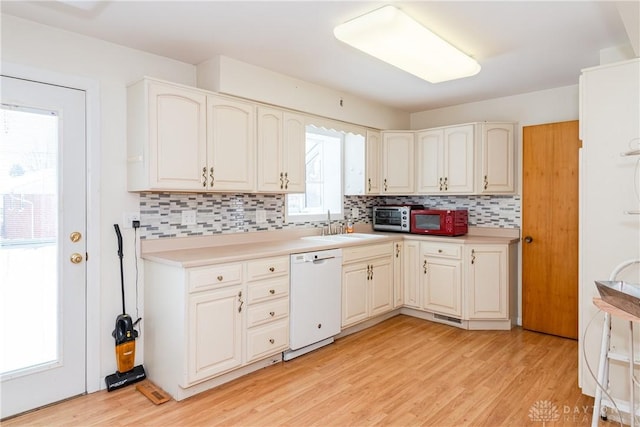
left=410, top=209, right=469, bottom=236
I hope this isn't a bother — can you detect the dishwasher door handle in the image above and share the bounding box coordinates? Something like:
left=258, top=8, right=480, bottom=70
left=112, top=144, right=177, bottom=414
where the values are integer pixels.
left=311, top=256, right=336, bottom=263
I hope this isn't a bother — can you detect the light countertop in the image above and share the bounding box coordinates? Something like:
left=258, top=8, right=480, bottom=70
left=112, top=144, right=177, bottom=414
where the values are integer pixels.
left=142, top=226, right=520, bottom=268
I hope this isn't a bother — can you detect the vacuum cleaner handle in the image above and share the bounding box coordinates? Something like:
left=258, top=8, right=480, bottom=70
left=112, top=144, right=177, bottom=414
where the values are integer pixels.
left=114, top=224, right=123, bottom=259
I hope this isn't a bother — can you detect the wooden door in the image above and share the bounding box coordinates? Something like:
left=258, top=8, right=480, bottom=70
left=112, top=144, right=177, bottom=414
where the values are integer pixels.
left=522, top=120, right=580, bottom=339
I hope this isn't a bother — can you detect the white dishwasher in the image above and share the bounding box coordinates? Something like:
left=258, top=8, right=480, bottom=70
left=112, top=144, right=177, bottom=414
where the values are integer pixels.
left=283, top=248, right=343, bottom=361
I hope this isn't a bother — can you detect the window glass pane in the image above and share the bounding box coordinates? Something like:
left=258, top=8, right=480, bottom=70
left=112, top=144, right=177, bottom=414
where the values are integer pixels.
left=1, top=106, right=59, bottom=375
left=286, top=127, right=343, bottom=221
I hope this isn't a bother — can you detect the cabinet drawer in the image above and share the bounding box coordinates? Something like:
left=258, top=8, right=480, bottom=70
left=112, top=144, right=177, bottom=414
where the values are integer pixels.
left=247, top=298, right=289, bottom=327
left=421, top=242, right=462, bottom=259
left=342, top=243, right=392, bottom=264
left=188, top=263, right=243, bottom=293
left=247, top=278, right=289, bottom=304
left=247, top=256, right=289, bottom=281
left=245, top=319, right=289, bottom=363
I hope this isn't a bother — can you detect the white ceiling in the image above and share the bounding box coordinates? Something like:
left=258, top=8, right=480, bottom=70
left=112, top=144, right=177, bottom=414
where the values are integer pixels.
left=1, top=1, right=634, bottom=112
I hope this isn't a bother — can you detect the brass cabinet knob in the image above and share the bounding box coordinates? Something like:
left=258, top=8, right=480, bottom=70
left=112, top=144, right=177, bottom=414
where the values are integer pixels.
left=269, top=289, right=275, bottom=295
left=70, top=253, right=83, bottom=264
left=269, top=311, right=275, bottom=317
left=217, top=275, right=223, bottom=281
left=269, top=267, right=275, bottom=272
left=269, top=338, right=275, bottom=344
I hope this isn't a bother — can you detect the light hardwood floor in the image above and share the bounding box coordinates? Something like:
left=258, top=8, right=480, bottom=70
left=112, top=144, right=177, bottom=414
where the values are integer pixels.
left=4, top=315, right=594, bottom=426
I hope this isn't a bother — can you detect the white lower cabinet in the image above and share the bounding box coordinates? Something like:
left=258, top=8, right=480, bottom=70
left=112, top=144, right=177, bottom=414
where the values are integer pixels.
left=144, top=255, right=289, bottom=401
left=421, top=242, right=463, bottom=318
left=341, top=243, right=394, bottom=328
left=465, top=245, right=509, bottom=320
left=403, top=237, right=516, bottom=329
left=403, top=241, right=421, bottom=309
left=393, top=242, right=403, bottom=308
left=187, top=285, right=243, bottom=384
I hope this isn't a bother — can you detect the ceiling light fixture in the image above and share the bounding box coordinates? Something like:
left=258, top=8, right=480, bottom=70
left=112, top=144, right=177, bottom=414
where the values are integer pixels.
left=334, top=5, right=481, bottom=83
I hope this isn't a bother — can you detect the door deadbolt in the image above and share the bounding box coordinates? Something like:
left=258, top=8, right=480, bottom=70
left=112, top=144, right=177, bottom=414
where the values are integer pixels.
left=70, top=231, right=82, bottom=243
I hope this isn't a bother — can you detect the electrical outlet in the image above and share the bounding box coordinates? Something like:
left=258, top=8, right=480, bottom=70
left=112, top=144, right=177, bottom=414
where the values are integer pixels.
left=122, top=212, right=140, bottom=229
left=351, top=208, right=359, bottom=218
left=181, top=210, right=197, bottom=226
left=256, top=209, right=267, bottom=224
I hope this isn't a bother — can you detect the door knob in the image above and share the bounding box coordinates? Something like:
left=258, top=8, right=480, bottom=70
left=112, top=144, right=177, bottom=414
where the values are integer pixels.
left=524, top=236, right=533, bottom=243
left=70, top=253, right=83, bottom=264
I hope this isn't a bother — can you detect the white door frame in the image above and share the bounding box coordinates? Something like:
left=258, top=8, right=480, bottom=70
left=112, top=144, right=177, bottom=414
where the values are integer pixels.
left=2, top=61, right=102, bottom=393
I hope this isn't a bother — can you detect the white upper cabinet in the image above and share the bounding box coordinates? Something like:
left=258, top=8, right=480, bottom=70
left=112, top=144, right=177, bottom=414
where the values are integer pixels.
left=416, top=124, right=474, bottom=194
left=207, top=95, right=256, bottom=192
left=478, top=123, right=515, bottom=193
left=381, top=131, right=415, bottom=194
left=257, top=106, right=306, bottom=193
left=416, top=129, right=443, bottom=193
left=366, top=130, right=381, bottom=194
left=128, top=78, right=207, bottom=191
left=127, top=78, right=255, bottom=192
left=416, top=122, right=515, bottom=195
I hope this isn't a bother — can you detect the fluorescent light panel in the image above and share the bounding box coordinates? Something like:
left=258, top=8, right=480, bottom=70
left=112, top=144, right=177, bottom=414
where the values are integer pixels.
left=334, top=5, right=481, bottom=83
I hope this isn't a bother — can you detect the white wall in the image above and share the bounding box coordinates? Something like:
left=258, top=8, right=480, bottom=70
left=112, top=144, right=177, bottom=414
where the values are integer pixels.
left=197, top=56, right=409, bottom=130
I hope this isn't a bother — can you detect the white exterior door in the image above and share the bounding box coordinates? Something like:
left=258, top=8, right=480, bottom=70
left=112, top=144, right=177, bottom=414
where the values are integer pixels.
left=0, top=76, right=87, bottom=418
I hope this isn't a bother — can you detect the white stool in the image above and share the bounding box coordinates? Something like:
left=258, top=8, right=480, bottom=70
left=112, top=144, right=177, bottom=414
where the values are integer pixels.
left=592, top=297, right=640, bottom=427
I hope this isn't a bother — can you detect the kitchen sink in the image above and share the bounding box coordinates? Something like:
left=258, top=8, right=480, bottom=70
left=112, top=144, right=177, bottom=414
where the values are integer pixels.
left=301, top=233, right=386, bottom=243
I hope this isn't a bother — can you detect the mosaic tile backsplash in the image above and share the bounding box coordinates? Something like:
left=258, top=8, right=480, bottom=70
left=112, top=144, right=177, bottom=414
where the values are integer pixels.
left=139, top=192, right=520, bottom=239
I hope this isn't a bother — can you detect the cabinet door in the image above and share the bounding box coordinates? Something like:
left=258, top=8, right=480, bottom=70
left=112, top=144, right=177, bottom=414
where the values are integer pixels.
left=416, top=129, right=443, bottom=193
left=256, top=107, right=284, bottom=192
left=381, top=132, right=415, bottom=194
left=282, top=112, right=306, bottom=193
left=365, top=130, right=381, bottom=194
left=147, top=81, right=207, bottom=190
left=393, top=242, right=403, bottom=308
left=480, top=123, right=515, bottom=193
left=443, top=125, right=474, bottom=193
left=187, top=286, right=243, bottom=385
left=207, top=96, right=255, bottom=191
left=466, top=245, right=508, bottom=319
left=403, top=241, right=421, bottom=309
left=342, top=263, right=369, bottom=327
left=369, top=256, right=394, bottom=317
left=422, top=256, right=462, bottom=317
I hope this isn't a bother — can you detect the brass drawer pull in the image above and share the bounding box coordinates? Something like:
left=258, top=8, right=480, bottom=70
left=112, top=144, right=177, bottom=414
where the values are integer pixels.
left=269, top=267, right=275, bottom=272
left=269, top=289, right=275, bottom=295
left=217, top=275, right=223, bottom=281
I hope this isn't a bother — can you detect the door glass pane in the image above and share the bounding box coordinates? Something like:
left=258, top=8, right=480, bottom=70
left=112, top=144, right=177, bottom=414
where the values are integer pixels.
left=1, top=106, right=59, bottom=377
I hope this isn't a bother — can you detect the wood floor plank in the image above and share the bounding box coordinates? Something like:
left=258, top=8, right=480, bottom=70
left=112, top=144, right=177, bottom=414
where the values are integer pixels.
left=3, top=315, right=594, bottom=426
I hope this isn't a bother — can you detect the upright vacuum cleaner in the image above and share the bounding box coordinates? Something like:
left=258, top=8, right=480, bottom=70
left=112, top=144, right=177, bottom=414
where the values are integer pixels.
left=105, top=224, right=146, bottom=391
